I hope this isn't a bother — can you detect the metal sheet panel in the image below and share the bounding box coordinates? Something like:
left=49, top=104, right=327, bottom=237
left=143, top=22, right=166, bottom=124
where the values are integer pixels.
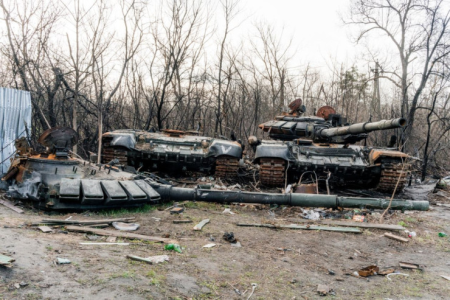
left=134, top=180, right=161, bottom=202
left=120, top=180, right=147, bottom=202
left=60, top=178, right=81, bottom=201
left=101, top=180, right=128, bottom=203
left=81, top=180, right=104, bottom=204
left=0, top=88, right=32, bottom=174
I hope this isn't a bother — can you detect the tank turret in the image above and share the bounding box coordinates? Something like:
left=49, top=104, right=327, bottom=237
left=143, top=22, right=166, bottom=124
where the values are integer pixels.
left=250, top=99, right=411, bottom=194
left=257, top=99, right=406, bottom=144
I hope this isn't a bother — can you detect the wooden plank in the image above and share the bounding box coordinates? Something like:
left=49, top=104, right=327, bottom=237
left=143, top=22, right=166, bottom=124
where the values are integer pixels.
left=66, top=226, right=174, bottom=243
left=173, top=220, right=193, bottom=224
left=0, top=199, right=24, bottom=214
left=287, top=218, right=405, bottom=231
left=0, top=254, right=15, bottom=266
left=193, top=219, right=210, bottom=231
left=399, top=262, right=420, bottom=269
left=80, top=242, right=129, bottom=245
left=384, top=232, right=409, bottom=242
left=37, top=226, right=53, bottom=233
left=87, top=224, right=110, bottom=228
left=126, top=255, right=154, bottom=264
left=41, top=218, right=135, bottom=225
left=236, top=223, right=361, bottom=233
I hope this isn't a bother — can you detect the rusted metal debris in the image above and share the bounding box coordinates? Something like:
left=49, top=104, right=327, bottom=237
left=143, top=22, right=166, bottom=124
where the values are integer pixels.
left=358, top=265, right=379, bottom=277
left=1, top=127, right=161, bottom=210
left=316, top=105, right=336, bottom=120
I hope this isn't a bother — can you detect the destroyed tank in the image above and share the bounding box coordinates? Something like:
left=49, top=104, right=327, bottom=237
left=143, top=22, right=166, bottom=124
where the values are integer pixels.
left=249, top=99, right=410, bottom=193
left=101, top=129, right=243, bottom=178
left=1, top=127, right=160, bottom=210
left=1, top=128, right=427, bottom=212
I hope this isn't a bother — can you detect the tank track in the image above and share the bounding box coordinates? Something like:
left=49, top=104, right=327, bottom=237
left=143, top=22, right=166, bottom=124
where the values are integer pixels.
left=215, top=156, right=239, bottom=178
left=376, top=160, right=410, bottom=194
left=260, top=158, right=286, bottom=186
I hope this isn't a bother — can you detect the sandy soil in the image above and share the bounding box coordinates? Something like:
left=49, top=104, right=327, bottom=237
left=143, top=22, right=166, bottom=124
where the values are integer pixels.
left=1, top=183, right=450, bottom=300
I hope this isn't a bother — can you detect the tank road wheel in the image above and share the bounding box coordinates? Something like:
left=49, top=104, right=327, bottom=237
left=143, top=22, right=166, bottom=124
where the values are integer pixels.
left=376, top=159, right=411, bottom=194
left=259, top=158, right=286, bottom=186
left=215, top=156, right=239, bottom=178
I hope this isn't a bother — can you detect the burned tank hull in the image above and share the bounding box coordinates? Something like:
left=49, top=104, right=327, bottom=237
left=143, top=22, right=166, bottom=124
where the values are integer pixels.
left=102, top=130, right=242, bottom=178
left=6, top=156, right=161, bottom=210
left=254, top=141, right=408, bottom=192
left=2, top=128, right=161, bottom=210
left=251, top=99, right=410, bottom=193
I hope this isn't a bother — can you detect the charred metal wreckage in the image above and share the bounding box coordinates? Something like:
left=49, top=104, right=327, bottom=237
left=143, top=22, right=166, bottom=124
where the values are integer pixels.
left=249, top=99, right=410, bottom=193
left=102, top=129, right=243, bottom=178
left=1, top=127, right=160, bottom=210
left=1, top=127, right=427, bottom=212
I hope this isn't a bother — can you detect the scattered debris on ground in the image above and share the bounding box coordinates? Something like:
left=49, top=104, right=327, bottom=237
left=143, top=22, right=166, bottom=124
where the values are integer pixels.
left=0, top=175, right=449, bottom=299
left=65, top=226, right=173, bottom=243
left=126, top=254, right=169, bottom=264
left=0, top=254, right=15, bottom=267
left=56, top=258, right=71, bottom=265
left=193, top=219, right=210, bottom=231
left=112, top=222, right=140, bottom=231
left=0, top=198, right=24, bottom=214
left=357, top=265, right=379, bottom=277
left=384, top=232, right=410, bottom=242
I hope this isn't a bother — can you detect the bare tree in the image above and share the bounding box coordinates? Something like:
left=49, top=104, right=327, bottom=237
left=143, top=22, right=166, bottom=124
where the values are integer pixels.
left=0, top=0, right=61, bottom=132
left=89, top=0, right=143, bottom=163
left=251, top=23, right=293, bottom=111
left=346, top=0, right=450, bottom=148
left=214, top=0, right=240, bottom=136
left=144, top=0, right=207, bottom=130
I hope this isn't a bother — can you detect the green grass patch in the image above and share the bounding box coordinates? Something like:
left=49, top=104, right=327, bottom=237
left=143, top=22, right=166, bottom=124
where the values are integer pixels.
left=398, top=221, right=407, bottom=227
left=97, top=202, right=172, bottom=217
left=184, top=201, right=220, bottom=210
left=110, top=270, right=136, bottom=279
left=145, top=270, right=166, bottom=286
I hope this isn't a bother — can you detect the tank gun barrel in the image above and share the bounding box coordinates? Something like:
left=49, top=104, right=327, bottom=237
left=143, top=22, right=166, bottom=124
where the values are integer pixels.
left=148, top=182, right=428, bottom=211
left=319, top=118, right=406, bottom=138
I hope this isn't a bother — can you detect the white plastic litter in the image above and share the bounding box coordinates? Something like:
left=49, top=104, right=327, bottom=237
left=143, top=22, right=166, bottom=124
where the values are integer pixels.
left=145, top=255, right=169, bottom=264
left=222, top=208, right=235, bottom=215
left=112, top=222, right=140, bottom=231
left=386, top=273, right=409, bottom=281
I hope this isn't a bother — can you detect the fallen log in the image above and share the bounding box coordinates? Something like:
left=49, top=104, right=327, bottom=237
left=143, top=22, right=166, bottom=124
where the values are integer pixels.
left=65, top=226, right=174, bottom=243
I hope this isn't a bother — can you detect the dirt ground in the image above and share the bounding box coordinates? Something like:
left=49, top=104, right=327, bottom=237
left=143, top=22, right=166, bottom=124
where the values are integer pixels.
left=1, top=182, right=450, bottom=300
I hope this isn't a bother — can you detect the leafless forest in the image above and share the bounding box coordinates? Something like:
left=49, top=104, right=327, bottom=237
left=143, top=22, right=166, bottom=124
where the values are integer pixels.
left=1, top=0, right=449, bottom=179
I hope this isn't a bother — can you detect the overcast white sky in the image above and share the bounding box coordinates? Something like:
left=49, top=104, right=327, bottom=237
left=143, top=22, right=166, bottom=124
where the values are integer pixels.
left=238, top=0, right=363, bottom=70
